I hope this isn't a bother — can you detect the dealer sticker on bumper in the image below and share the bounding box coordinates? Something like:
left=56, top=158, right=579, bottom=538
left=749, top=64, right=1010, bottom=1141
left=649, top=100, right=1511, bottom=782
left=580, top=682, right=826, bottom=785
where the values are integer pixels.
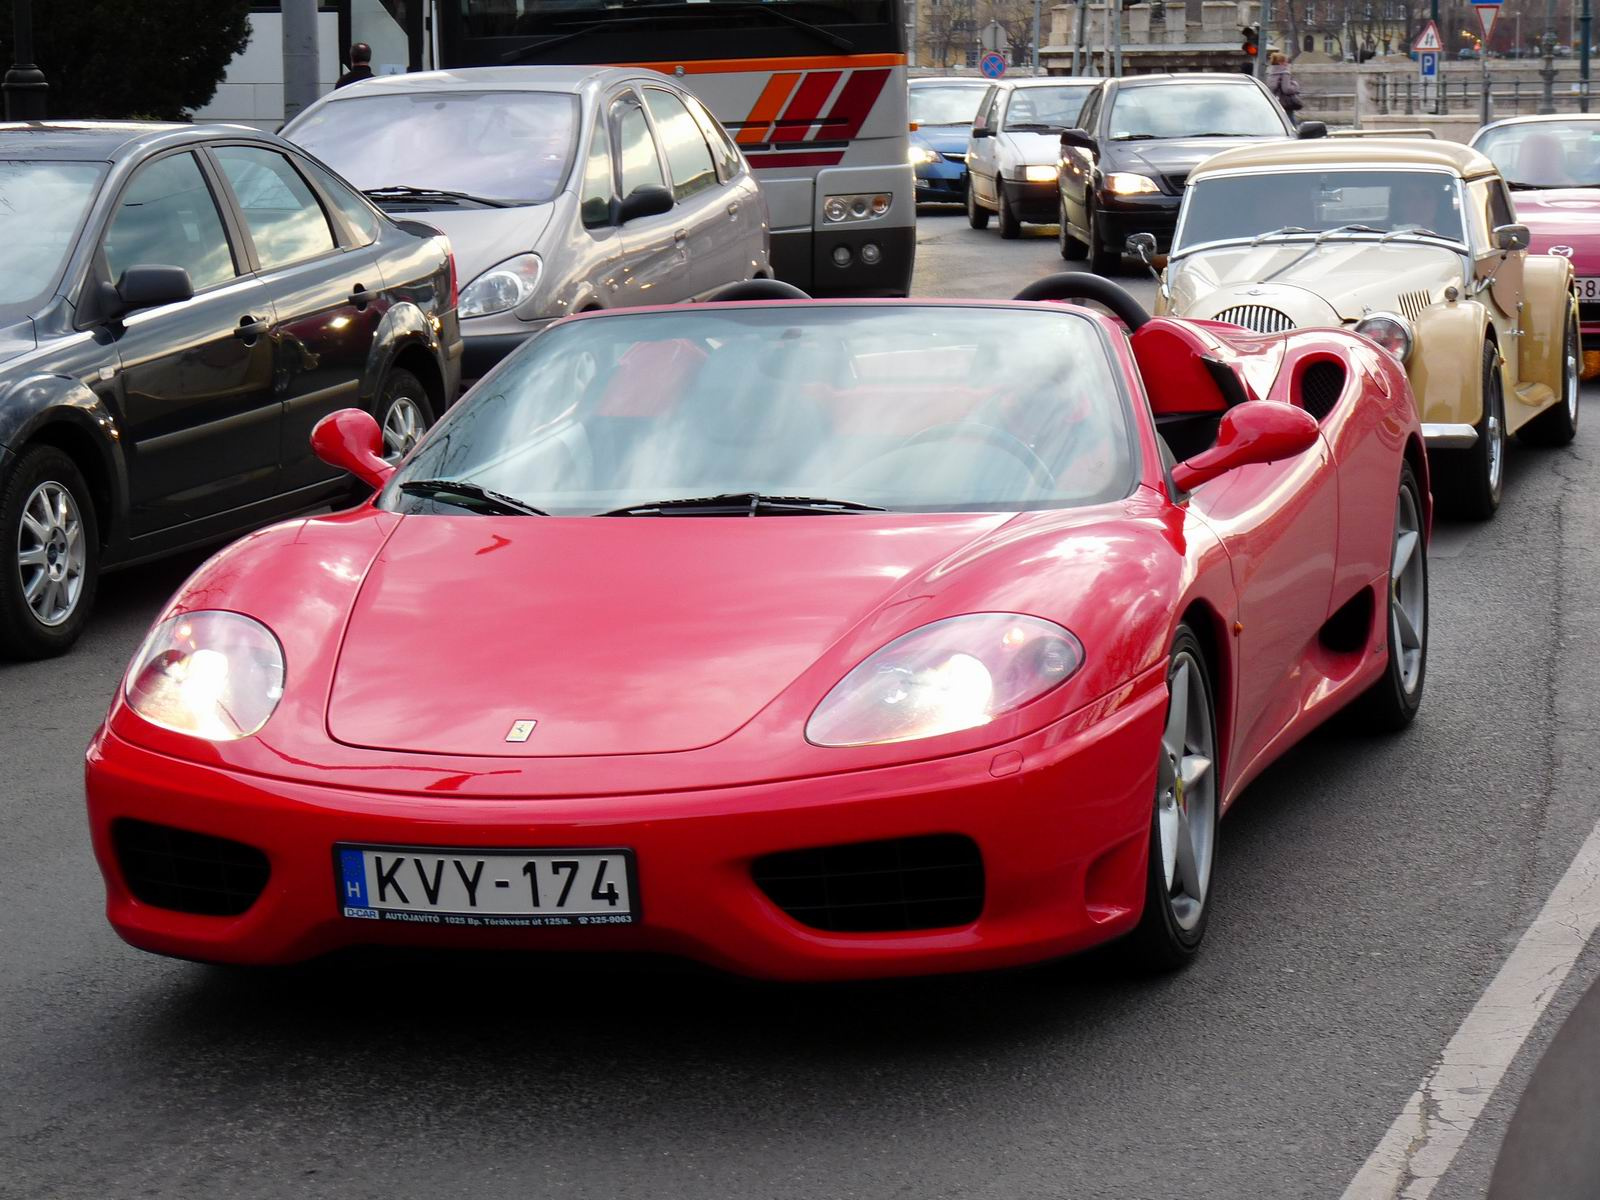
left=336, top=844, right=637, bottom=927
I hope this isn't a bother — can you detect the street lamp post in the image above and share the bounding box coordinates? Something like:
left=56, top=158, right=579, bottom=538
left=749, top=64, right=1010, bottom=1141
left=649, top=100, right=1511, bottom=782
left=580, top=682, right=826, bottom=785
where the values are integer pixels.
left=2, top=0, right=48, bottom=121
left=1541, top=0, right=1558, bottom=112
left=1582, top=0, right=1592, bottom=112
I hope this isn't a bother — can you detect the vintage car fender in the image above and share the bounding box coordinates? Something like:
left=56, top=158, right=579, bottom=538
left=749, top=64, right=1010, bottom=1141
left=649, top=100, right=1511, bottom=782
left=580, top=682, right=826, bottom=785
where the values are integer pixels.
left=1409, top=298, right=1492, bottom=431
left=1514, top=254, right=1577, bottom=428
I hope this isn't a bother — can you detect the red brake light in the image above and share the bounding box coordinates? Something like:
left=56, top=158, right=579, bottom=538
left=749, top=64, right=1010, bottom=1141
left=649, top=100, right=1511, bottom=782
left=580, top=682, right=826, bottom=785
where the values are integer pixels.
left=445, top=245, right=459, bottom=309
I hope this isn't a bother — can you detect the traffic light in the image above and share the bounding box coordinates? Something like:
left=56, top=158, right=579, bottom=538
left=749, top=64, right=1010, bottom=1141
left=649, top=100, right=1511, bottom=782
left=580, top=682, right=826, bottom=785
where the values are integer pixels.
left=1242, top=25, right=1260, bottom=57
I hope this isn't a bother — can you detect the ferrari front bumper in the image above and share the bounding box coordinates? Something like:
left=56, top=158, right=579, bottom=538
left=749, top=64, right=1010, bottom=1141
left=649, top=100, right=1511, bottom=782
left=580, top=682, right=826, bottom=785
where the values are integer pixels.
left=85, top=678, right=1166, bottom=981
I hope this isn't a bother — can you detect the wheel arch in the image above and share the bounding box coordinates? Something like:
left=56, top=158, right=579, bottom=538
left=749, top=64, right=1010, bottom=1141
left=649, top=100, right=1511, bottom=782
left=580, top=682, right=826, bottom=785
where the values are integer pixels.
left=0, top=380, right=127, bottom=554
left=387, top=340, right=447, bottom=416
left=1177, top=598, right=1232, bottom=793
left=1408, top=298, right=1492, bottom=427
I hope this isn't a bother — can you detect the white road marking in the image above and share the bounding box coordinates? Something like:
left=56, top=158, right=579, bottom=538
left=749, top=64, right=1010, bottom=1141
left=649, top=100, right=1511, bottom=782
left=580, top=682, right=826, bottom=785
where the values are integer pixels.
left=1342, top=817, right=1600, bottom=1198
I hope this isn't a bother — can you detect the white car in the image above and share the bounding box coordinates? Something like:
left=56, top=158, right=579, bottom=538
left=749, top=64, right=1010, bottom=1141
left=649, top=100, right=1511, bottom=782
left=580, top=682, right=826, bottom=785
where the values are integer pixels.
left=965, top=76, right=1098, bottom=238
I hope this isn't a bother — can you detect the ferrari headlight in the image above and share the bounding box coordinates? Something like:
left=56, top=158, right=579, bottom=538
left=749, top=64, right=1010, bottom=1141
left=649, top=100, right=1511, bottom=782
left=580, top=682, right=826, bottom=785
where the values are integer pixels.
left=458, top=253, right=543, bottom=319
left=1354, top=313, right=1413, bottom=362
left=909, top=144, right=942, bottom=166
left=806, top=614, right=1083, bottom=747
left=1024, top=164, right=1059, bottom=183
left=1106, top=172, right=1161, bottom=196
left=125, top=611, right=284, bottom=741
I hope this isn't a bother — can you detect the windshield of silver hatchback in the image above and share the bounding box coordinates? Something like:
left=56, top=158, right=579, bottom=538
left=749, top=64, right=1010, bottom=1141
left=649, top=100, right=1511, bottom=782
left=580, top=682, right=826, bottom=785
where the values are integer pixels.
left=384, top=307, right=1135, bottom=517
left=1175, top=169, right=1468, bottom=253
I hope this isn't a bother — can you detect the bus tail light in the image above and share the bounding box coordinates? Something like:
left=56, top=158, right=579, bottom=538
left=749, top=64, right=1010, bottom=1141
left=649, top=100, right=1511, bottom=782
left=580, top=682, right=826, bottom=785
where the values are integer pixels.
left=823, top=193, right=892, bottom=223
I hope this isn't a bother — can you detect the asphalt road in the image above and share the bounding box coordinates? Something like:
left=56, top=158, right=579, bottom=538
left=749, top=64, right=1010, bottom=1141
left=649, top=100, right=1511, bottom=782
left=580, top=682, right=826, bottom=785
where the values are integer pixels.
left=6, top=210, right=1600, bottom=1199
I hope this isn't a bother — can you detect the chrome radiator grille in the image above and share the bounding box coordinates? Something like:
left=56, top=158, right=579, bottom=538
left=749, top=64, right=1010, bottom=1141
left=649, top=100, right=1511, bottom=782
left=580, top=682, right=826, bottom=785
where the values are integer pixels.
left=1212, top=304, right=1296, bottom=334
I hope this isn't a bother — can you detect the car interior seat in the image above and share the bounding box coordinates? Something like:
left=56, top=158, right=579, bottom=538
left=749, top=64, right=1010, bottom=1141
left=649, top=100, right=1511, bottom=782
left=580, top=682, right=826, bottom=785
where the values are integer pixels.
left=1514, top=132, right=1570, bottom=184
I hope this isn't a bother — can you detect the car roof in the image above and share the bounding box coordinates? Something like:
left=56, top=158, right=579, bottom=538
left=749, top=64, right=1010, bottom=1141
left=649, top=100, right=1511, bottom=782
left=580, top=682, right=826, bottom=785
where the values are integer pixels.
left=1112, top=72, right=1267, bottom=87
left=909, top=76, right=991, bottom=87
left=0, top=120, right=266, bottom=160
left=995, top=75, right=1098, bottom=89
left=326, top=64, right=658, bottom=98
left=1475, top=112, right=1600, bottom=134
left=1189, top=137, right=1497, bottom=179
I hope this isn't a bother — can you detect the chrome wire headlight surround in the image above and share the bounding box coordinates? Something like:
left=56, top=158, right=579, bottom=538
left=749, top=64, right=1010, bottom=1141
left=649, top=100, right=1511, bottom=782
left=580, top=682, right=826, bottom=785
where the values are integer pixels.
left=125, top=611, right=285, bottom=741
left=806, top=614, right=1084, bottom=748
left=458, top=253, right=544, bottom=319
left=1354, top=312, right=1414, bottom=362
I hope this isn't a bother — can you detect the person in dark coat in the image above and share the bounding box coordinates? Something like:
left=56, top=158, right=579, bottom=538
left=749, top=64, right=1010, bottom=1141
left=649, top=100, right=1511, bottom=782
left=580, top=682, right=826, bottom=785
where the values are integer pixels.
left=1267, top=51, right=1304, bottom=125
left=335, top=42, right=374, bottom=89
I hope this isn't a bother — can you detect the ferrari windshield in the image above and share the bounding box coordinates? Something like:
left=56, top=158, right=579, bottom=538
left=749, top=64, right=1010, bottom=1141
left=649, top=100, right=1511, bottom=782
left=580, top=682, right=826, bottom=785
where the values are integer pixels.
left=387, top=307, right=1135, bottom=516
left=287, top=90, right=578, bottom=204
left=1474, top=119, right=1600, bottom=187
left=1175, top=169, right=1468, bottom=252
left=909, top=83, right=988, bottom=126
left=0, top=160, right=103, bottom=317
left=1108, top=82, right=1285, bottom=140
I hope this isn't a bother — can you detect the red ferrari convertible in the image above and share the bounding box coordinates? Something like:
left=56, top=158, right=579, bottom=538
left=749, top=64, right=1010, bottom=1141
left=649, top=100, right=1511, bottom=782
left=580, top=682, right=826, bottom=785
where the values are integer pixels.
left=85, top=276, right=1430, bottom=979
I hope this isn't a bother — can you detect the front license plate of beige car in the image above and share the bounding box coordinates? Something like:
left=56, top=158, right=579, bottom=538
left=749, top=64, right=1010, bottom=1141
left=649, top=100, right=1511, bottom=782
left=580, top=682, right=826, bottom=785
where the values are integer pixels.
left=335, top=844, right=636, bottom=927
left=1579, top=277, right=1600, bottom=301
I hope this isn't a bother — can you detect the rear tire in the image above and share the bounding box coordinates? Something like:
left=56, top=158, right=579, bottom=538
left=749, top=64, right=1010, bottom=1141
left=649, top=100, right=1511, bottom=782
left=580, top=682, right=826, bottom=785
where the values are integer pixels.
left=1436, top=338, right=1505, bottom=520
left=997, top=185, right=1021, bottom=239
left=1059, top=194, right=1087, bottom=260
left=0, top=445, right=100, bottom=661
left=1087, top=200, right=1119, bottom=276
left=1520, top=305, right=1580, bottom=447
left=966, top=182, right=990, bottom=230
left=1125, top=624, right=1218, bottom=972
left=1347, top=462, right=1428, bottom=732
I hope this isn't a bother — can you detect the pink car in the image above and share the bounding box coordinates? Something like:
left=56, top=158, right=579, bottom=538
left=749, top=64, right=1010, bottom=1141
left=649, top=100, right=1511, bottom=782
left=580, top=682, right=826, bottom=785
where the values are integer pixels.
left=1471, top=114, right=1600, bottom=378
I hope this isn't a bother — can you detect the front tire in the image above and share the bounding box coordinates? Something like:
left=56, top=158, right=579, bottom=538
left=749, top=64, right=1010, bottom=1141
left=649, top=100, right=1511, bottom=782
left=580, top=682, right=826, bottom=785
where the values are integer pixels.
left=1438, top=338, right=1505, bottom=520
left=1520, top=305, right=1580, bottom=447
left=966, top=182, right=990, bottom=230
left=997, top=184, right=1021, bottom=240
left=1059, top=194, right=1087, bottom=260
left=1126, top=625, right=1219, bottom=971
left=0, top=445, right=100, bottom=661
left=1087, top=200, right=1119, bottom=276
left=1348, top=462, right=1428, bottom=731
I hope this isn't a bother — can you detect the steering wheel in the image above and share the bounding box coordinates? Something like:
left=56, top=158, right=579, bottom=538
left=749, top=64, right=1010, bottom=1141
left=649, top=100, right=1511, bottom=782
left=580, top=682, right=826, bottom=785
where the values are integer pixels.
left=1012, top=272, right=1151, bottom=330
left=900, top=422, right=1057, bottom=491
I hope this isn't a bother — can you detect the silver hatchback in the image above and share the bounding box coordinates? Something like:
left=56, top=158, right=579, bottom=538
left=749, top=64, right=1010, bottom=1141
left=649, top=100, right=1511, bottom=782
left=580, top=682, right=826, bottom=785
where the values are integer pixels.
left=285, top=65, right=772, bottom=379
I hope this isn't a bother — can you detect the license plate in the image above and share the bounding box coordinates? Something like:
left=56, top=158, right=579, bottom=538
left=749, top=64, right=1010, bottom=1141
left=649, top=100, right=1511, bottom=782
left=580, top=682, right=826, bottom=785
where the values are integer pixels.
left=1579, top=277, right=1600, bottom=301
left=335, top=844, right=637, bottom=928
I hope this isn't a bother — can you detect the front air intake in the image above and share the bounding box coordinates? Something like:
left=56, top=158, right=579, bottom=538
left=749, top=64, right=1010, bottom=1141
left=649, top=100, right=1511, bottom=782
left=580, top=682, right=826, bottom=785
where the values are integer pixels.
left=752, top=834, right=984, bottom=933
left=1213, top=304, right=1296, bottom=334
left=112, top=819, right=270, bottom=917
left=1298, top=360, right=1347, bottom=421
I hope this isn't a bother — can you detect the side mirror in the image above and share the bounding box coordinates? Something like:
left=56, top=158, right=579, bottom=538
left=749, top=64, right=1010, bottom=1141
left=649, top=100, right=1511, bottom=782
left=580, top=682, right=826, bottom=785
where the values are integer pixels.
left=311, top=407, right=394, bottom=491
left=1170, top=402, right=1320, bottom=491
left=1126, top=232, right=1158, bottom=264
left=972, top=126, right=994, bottom=139
left=615, top=184, right=674, bottom=225
left=1296, top=121, right=1329, bottom=139
left=100, top=264, right=193, bottom=320
left=1059, top=127, right=1097, bottom=153
left=1494, top=222, right=1531, bottom=252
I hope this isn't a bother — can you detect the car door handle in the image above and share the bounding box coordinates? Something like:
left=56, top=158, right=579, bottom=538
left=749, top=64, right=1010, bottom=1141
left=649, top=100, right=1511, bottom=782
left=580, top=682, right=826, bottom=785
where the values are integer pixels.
left=726, top=201, right=740, bottom=217
left=234, top=315, right=270, bottom=343
left=673, top=229, right=688, bottom=245
left=349, top=284, right=377, bottom=310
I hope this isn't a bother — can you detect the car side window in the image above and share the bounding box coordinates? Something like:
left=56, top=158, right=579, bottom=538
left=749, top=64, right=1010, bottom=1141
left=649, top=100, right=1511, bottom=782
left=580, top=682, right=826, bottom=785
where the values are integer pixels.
left=683, top=93, right=742, bottom=182
left=580, top=118, right=616, bottom=230
left=1487, top=179, right=1516, bottom=233
left=643, top=88, right=719, bottom=201
left=614, top=97, right=668, bottom=200
left=983, top=91, right=1003, bottom=131
left=1078, top=89, right=1101, bottom=132
left=301, top=157, right=383, bottom=247
left=212, top=145, right=338, bottom=270
left=103, top=151, right=237, bottom=292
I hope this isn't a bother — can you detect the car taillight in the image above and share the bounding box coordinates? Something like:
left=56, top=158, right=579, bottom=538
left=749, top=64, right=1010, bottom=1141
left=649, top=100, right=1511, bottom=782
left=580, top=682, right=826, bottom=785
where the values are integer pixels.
left=444, top=244, right=459, bottom=309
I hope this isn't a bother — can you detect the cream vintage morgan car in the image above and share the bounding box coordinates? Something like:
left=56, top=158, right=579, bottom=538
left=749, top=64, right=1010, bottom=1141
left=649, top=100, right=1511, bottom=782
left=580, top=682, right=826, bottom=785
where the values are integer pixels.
left=1153, top=139, right=1579, bottom=518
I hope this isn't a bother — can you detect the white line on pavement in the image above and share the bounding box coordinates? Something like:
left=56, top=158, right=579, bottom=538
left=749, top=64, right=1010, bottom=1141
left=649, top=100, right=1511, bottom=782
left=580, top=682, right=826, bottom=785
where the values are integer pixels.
left=1341, top=817, right=1600, bottom=1198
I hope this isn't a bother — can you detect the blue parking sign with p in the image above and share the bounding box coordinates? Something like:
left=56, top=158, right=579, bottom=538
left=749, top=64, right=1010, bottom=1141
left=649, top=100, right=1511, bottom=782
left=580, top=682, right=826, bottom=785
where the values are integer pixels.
left=1420, top=51, right=1438, bottom=78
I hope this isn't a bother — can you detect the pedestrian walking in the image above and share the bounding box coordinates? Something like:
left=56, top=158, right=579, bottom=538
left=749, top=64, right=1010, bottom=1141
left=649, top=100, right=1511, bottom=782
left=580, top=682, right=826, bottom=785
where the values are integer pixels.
left=1267, top=51, right=1304, bottom=124
left=335, top=42, right=374, bottom=89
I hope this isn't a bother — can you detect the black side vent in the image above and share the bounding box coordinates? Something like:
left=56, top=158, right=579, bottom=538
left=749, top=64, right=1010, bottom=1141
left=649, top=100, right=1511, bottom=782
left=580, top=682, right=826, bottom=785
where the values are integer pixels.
left=112, top=819, right=270, bottom=917
left=1299, top=360, right=1347, bottom=422
left=752, top=834, right=984, bottom=933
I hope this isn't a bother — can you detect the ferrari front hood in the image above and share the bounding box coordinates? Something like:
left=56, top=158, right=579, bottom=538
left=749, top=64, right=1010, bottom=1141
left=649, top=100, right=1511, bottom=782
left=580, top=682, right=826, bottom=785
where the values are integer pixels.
left=326, top=512, right=1012, bottom=758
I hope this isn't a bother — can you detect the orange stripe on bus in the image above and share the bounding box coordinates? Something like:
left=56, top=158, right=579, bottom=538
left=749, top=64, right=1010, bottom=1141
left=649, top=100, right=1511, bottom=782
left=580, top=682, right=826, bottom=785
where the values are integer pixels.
left=613, top=53, right=905, bottom=74
left=735, top=72, right=801, bottom=144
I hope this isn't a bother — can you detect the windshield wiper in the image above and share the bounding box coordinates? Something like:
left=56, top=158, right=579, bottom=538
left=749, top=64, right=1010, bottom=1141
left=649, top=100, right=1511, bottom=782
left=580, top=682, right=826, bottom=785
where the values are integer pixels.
left=501, top=1, right=850, bottom=59
left=398, top=479, right=548, bottom=516
left=1109, top=132, right=1161, bottom=141
left=1251, top=225, right=1317, bottom=244
left=601, top=491, right=887, bottom=517
left=1005, top=122, right=1064, bottom=133
left=1314, top=223, right=1389, bottom=242
left=364, top=185, right=511, bottom=209
left=1379, top=226, right=1462, bottom=244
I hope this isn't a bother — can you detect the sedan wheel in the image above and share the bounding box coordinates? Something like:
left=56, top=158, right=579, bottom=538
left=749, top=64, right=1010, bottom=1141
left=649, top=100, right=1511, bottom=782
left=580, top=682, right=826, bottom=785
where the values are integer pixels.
left=1059, top=194, right=1087, bottom=261
left=375, top=369, right=435, bottom=465
left=1128, top=625, right=1217, bottom=969
left=1439, top=338, right=1505, bottom=519
left=1521, top=306, right=1581, bottom=447
left=0, top=445, right=100, bottom=660
left=1087, top=201, right=1119, bottom=276
left=966, top=182, right=990, bottom=230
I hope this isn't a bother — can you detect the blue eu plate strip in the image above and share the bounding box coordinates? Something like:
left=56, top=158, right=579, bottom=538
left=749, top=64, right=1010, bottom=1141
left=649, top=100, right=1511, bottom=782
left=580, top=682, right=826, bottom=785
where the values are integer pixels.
left=339, top=849, right=368, bottom=907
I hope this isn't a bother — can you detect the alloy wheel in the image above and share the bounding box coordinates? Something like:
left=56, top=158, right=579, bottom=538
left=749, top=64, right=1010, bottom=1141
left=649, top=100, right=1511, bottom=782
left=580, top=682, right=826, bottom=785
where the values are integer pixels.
left=1390, top=483, right=1426, bottom=695
left=382, top=396, right=426, bottom=463
left=16, top=481, right=86, bottom=628
left=1154, top=651, right=1217, bottom=932
left=1566, top=313, right=1580, bottom=424
left=1486, top=376, right=1505, bottom=496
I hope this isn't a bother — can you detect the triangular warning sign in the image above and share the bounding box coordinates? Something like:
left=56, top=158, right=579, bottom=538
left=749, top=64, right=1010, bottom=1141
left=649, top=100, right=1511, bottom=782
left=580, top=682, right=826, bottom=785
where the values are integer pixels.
left=1414, top=19, right=1443, bottom=51
left=1474, top=2, right=1502, bottom=42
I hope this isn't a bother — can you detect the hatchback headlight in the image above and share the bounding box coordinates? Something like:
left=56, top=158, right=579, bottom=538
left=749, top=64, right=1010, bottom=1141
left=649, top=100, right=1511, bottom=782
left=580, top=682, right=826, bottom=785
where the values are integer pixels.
left=458, top=253, right=543, bottom=319
left=1354, top=313, right=1413, bottom=362
left=806, top=614, right=1083, bottom=747
left=1107, top=172, right=1161, bottom=196
left=909, top=145, right=941, bottom=166
left=1024, top=164, right=1059, bottom=183
left=125, top=611, right=284, bottom=741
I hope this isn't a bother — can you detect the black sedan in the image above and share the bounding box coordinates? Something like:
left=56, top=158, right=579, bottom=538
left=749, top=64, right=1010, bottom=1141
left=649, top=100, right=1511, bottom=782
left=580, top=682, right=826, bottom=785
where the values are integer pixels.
left=0, top=121, right=461, bottom=659
left=1056, top=73, right=1317, bottom=274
